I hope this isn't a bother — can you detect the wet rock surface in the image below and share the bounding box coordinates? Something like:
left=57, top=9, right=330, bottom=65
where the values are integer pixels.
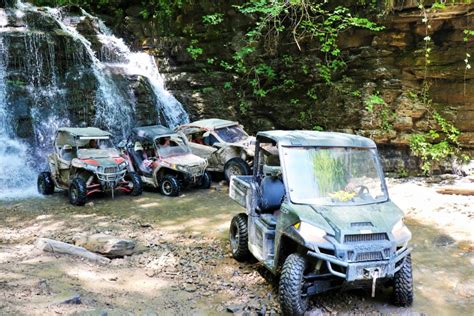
left=0, top=178, right=473, bottom=314
left=73, top=233, right=138, bottom=258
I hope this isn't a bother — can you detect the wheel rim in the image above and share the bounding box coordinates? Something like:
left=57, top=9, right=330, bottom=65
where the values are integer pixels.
left=162, top=180, right=172, bottom=195
left=226, top=165, right=242, bottom=179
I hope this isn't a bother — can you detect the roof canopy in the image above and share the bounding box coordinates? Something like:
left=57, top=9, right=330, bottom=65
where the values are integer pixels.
left=182, top=118, right=238, bottom=130
left=257, top=130, right=376, bottom=148
left=57, top=127, right=112, bottom=137
left=131, top=125, right=174, bottom=142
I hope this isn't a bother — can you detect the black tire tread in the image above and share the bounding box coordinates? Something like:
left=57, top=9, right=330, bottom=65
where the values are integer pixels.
left=224, top=157, right=251, bottom=182
left=128, top=172, right=143, bottom=196
left=37, top=172, right=55, bottom=195
left=229, top=213, right=251, bottom=262
left=199, top=171, right=212, bottom=189
left=279, top=253, right=308, bottom=316
left=393, top=254, right=414, bottom=306
left=69, top=177, right=87, bottom=206
left=160, top=174, right=180, bottom=196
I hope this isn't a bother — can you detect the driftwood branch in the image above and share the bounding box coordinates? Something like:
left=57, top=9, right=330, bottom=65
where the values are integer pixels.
left=36, top=238, right=110, bottom=265
left=436, top=186, right=474, bottom=196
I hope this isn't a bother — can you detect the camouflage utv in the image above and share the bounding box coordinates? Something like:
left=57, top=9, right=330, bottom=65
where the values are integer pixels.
left=37, top=127, right=142, bottom=206
left=176, top=119, right=255, bottom=181
left=229, top=131, right=413, bottom=315
left=121, top=125, right=210, bottom=196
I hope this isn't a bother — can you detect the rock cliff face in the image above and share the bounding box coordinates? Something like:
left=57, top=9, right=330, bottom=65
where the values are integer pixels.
left=110, top=1, right=473, bottom=173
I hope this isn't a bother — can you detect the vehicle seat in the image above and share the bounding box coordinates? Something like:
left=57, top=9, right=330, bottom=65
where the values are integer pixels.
left=129, top=148, right=152, bottom=176
left=258, top=173, right=285, bottom=213
left=61, top=146, right=75, bottom=161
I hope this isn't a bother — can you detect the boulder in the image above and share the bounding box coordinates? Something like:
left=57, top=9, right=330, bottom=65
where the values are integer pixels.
left=73, top=233, right=137, bottom=258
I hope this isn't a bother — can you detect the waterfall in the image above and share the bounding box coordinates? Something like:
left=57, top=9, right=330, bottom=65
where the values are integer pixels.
left=0, top=32, right=38, bottom=199
left=0, top=1, right=190, bottom=200
left=81, top=11, right=189, bottom=128
left=45, top=4, right=189, bottom=135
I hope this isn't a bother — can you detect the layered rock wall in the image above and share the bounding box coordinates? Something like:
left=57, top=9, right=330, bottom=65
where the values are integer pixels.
left=107, top=1, right=473, bottom=172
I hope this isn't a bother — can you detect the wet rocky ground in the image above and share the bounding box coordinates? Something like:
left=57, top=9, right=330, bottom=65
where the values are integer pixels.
left=0, top=177, right=473, bottom=315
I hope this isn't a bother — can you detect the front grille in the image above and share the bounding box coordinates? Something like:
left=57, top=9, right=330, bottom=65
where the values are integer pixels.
left=355, top=251, right=383, bottom=262
left=351, top=222, right=373, bottom=228
left=344, top=233, right=388, bottom=243
left=103, top=167, right=118, bottom=174
left=96, top=167, right=126, bottom=183
left=189, top=165, right=203, bottom=175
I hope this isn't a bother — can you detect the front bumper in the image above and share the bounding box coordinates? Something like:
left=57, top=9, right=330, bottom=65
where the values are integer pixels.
left=96, top=169, right=127, bottom=187
left=307, top=246, right=411, bottom=281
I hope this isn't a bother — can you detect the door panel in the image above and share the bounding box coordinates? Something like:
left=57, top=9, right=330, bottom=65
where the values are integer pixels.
left=188, top=142, right=217, bottom=159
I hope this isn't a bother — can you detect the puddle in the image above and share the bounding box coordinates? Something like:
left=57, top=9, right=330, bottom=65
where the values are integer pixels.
left=406, top=218, right=473, bottom=315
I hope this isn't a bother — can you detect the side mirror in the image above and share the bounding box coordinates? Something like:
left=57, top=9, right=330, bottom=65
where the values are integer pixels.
left=203, top=131, right=211, bottom=138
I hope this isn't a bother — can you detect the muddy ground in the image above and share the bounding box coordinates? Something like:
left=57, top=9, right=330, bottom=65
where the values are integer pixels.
left=0, top=177, right=473, bottom=315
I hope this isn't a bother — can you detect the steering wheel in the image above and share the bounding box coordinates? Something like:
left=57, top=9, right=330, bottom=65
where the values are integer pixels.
left=355, top=185, right=370, bottom=196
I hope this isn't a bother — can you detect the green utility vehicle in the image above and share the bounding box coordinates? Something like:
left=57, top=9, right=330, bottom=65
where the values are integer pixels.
left=228, top=131, right=413, bottom=315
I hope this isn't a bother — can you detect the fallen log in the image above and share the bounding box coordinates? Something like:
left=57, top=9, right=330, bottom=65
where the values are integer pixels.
left=36, top=238, right=110, bottom=264
left=436, top=186, right=474, bottom=196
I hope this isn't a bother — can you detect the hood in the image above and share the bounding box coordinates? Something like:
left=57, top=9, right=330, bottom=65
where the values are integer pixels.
left=234, top=136, right=256, bottom=156
left=74, top=156, right=125, bottom=169
left=303, top=201, right=404, bottom=243
left=161, top=153, right=206, bottom=167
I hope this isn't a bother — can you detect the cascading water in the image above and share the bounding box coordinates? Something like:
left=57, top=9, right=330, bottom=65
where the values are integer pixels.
left=87, top=14, right=189, bottom=128
left=0, top=1, right=190, bottom=200
left=44, top=4, right=189, bottom=136
left=0, top=30, right=38, bottom=199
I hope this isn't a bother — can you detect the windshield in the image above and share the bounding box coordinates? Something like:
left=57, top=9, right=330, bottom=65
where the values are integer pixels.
left=155, top=134, right=191, bottom=158
left=77, top=138, right=120, bottom=158
left=282, top=147, right=388, bottom=206
left=215, top=125, right=247, bottom=143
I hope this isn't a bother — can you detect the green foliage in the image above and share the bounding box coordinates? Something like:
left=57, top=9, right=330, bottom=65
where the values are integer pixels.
left=201, top=87, right=215, bottom=94
left=306, top=87, right=318, bottom=101
left=6, top=79, right=25, bottom=86
left=207, top=0, right=384, bottom=113
left=364, top=93, right=393, bottom=131
left=186, top=39, right=203, bottom=60
left=397, top=168, right=409, bottom=178
left=202, top=13, right=224, bottom=25
left=364, top=93, right=385, bottom=113
left=431, top=1, right=446, bottom=10
left=409, top=111, right=461, bottom=175
left=207, top=58, right=216, bottom=65
left=351, top=90, right=361, bottom=97
left=223, top=82, right=233, bottom=90
left=312, top=150, right=346, bottom=195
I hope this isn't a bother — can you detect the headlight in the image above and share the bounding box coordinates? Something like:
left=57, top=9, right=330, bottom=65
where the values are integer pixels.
left=294, top=222, right=326, bottom=243
left=391, top=219, right=412, bottom=243
left=72, top=160, right=85, bottom=168
left=176, top=165, right=186, bottom=172
left=119, top=161, right=128, bottom=169
left=85, top=164, right=98, bottom=172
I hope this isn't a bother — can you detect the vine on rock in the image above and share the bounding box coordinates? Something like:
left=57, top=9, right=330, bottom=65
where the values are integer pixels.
left=408, top=1, right=468, bottom=175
